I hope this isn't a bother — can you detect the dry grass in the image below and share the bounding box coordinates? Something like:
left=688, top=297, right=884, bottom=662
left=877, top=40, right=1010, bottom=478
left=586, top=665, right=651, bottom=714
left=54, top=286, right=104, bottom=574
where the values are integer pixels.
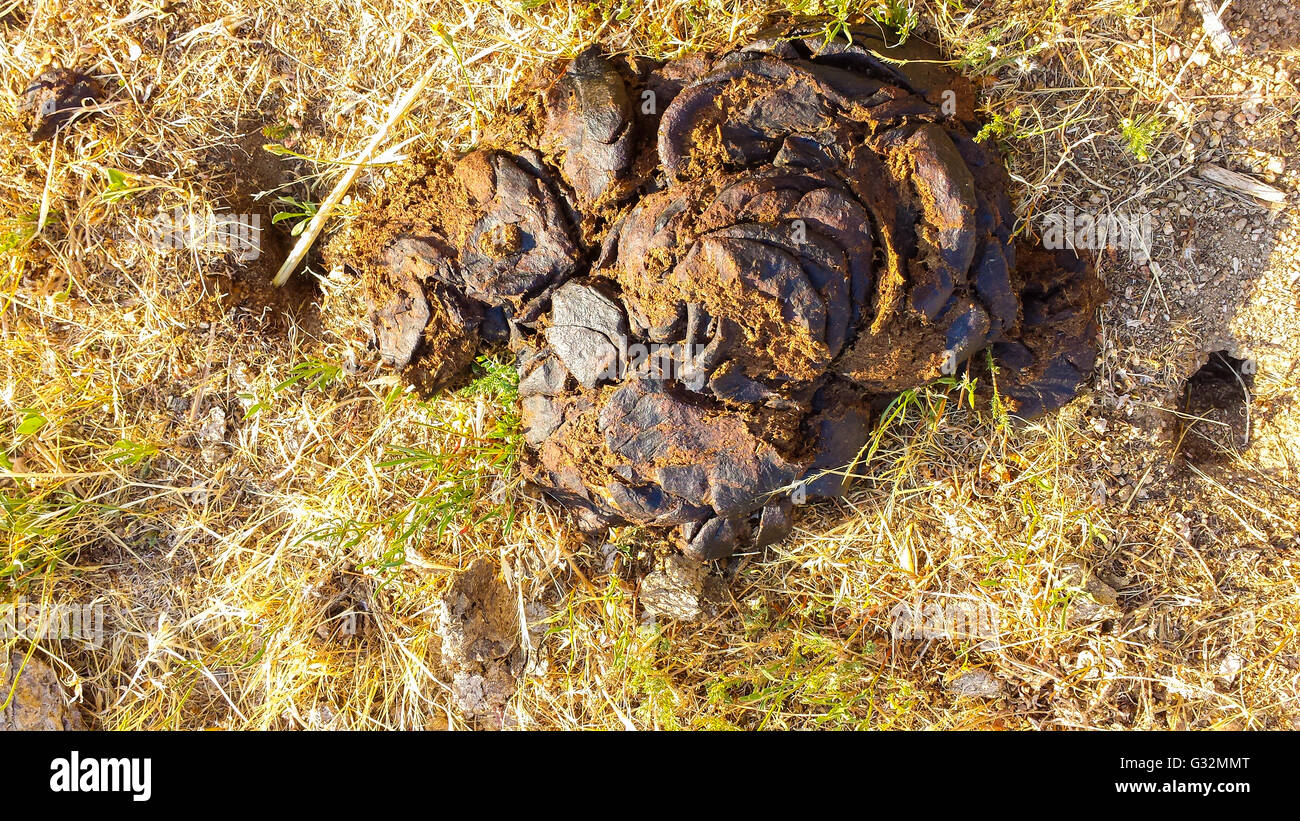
left=3, top=0, right=1298, bottom=730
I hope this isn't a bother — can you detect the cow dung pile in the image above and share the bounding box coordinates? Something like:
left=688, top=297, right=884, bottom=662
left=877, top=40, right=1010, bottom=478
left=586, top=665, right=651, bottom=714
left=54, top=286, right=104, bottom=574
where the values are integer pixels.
left=327, top=24, right=1104, bottom=562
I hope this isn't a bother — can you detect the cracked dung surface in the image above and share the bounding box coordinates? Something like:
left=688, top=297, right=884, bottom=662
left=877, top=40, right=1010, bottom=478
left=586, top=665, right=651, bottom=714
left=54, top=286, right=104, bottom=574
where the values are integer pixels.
left=327, top=24, right=1105, bottom=561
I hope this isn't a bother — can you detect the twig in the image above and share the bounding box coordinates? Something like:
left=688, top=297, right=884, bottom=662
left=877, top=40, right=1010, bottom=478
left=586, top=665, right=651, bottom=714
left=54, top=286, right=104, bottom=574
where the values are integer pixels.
left=272, top=64, right=439, bottom=286
left=36, top=135, right=57, bottom=237
left=1196, top=162, right=1287, bottom=204
left=190, top=321, right=219, bottom=424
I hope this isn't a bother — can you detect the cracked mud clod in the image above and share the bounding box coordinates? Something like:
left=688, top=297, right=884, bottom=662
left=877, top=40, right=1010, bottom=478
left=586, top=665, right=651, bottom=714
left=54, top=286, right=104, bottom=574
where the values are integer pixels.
left=327, top=24, right=1105, bottom=562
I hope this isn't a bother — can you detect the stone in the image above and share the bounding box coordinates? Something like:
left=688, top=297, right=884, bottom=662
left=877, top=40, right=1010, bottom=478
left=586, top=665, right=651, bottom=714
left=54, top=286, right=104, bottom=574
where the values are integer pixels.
left=435, top=559, right=523, bottom=722
left=0, top=654, right=86, bottom=731
left=946, top=668, right=1002, bottom=698
left=640, top=554, right=707, bottom=621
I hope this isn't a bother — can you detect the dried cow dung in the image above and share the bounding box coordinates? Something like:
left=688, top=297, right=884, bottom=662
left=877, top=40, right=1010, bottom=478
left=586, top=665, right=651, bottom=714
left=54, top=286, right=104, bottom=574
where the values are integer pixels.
left=20, top=68, right=102, bottom=142
left=330, top=25, right=1104, bottom=561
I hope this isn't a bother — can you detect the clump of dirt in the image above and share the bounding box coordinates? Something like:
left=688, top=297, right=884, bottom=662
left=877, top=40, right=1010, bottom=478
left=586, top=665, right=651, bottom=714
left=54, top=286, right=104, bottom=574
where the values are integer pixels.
left=327, top=24, right=1105, bottom=561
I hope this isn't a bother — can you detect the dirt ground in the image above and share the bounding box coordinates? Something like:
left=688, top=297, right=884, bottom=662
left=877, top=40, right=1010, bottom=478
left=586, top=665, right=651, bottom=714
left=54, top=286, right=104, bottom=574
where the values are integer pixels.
left=2, top=1, right=1298, bottom=730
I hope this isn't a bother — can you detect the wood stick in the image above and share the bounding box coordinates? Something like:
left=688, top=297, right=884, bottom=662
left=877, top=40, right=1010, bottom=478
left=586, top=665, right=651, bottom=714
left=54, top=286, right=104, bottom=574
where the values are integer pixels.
left=272, top=64, right=438, bottom=286
left=1196, top=162, right=1287, bottom=204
